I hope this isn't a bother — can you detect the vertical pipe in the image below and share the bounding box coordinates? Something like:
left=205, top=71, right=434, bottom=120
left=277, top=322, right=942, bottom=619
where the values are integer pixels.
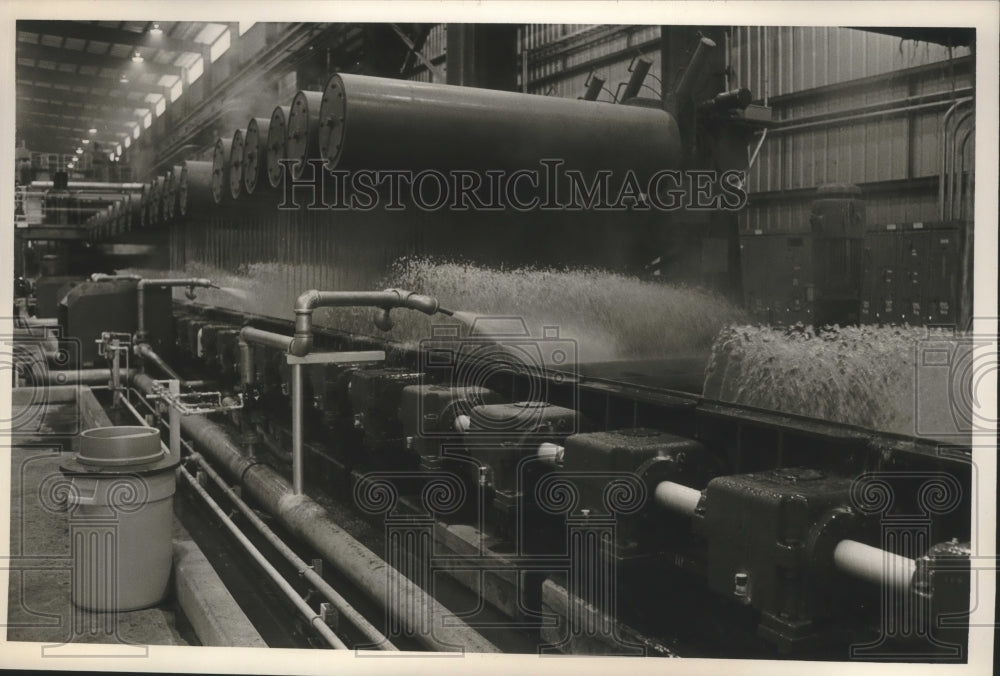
left=169, top=379, right=180, bottom=457
left=949, top=111, right=974, bottom=221
left=238, top=338, right=253, bottom=387
left=291, top=362, right=303, bottom=495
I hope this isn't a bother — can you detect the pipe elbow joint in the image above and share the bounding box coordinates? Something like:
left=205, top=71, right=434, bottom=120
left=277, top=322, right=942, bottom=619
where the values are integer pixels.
left=295, top=289, right=323, bottom=313
left=288, top=334, right=313, bottom=358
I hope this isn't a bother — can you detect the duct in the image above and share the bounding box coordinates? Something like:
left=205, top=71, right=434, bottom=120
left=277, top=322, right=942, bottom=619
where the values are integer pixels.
left=132, top=373, right=500, bottom=653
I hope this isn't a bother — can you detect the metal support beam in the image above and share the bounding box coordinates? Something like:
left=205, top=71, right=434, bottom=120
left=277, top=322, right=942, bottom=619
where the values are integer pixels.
left=18, top=20, right=207, bottom=56
left=18, top=65, right=171, bottom=97
left=17, top=42, right=184, bottom=78
left=445, top=24, right=518, bottom=91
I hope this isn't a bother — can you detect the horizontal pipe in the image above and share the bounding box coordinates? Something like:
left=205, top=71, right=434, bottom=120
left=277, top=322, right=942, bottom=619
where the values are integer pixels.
left=833, top=539, right=916, bottom=592
left=28, top=367, right=136, bottom=386
left=118, top=392, right=345, bottom=649
left=771, top=97, right=971, bottom=136
left=240, top=326, right=293, bottom=353
left=131, top=373, right=499, bottom=653
left=653, top=481, right=702, bottom=516
left=187, top=451, right=398, bottom=650
left=536, top=443, right=565, bottom=466
left=179, top=466, right=348, bottom=649
left=291, top=288, right=442, bottom=357
left=30, top=181, right=147, bottom=191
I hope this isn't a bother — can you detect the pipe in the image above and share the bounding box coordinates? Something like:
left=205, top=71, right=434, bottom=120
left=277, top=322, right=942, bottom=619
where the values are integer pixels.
left=290, top=289, right=443, bottom=358
left=30, top=181, right=147, bottom=191
left=132, top=373, right=499, bottom=653
left=134, top=342, right=183, bottom=382
left=536, top=443, right=565, bottom=466
left=125, top=382, right=395, bottom=650
left=179, top=466, right=349, bottom=649
left=582, top=75, right=605, bottom=101
left=833, top=539, right=916, bottom=592
left=653, top=481, right=702, bottom=516
left=319, top=72, right=681, bottom=177
left=187, top=451, right=398, bottom=650
left=773, top=98, right=970, bottom=136
left=291, top=363, right=303, bottom=494
left=240, top=326, right=293, bottom=352
left=621, top=58, right=652, bottom=101
left=91, top=273, right=142, bottom=282
left=238, top=337, right=253, bottom=387
left=654, top=479, right=918, bottom=593
left=673, top=36, right=717, bottom=107
left=28, top=367, right=136, bottom=386
left=939, top=98, right=974, bottom=221
left=949, top=115, right=975, bottom=222
left=136, top=278, right=215, bottom=341
left=118, top=391, right=351, bottom=649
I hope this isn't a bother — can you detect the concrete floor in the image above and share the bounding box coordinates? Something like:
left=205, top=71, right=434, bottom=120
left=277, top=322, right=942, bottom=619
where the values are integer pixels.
left=6, top=439, right=192, bottom=648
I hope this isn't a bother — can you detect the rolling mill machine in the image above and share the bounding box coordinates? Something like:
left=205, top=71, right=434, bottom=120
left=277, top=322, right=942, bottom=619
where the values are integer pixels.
left=18, top=34, right=974, bottom=659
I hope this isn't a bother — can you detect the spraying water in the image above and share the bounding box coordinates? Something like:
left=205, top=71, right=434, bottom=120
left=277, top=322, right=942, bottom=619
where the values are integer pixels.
left=703, top=323, right=964, bottom=437
left=118, top=258, right=746, bottom=363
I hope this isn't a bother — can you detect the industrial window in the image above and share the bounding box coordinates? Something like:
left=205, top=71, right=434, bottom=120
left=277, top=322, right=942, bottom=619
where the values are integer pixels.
left=187, top=56, right=204, bottom=84
left=210, top=29, right=231, bottom=62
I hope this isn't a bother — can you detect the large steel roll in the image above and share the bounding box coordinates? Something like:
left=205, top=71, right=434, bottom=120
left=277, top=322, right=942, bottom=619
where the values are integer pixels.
left=266, top=104, right=291, bottom=190
left=317, top=73, right=682, bottom=175
left=211, top=136, right=234, bottom=205
left=179, top=160, right=214, bottom=217
left=150, top=177, right=165, bottom=226
left=242, top=117, right=271, bottom=195
left=162, top=167, right=179, bottom=222
left=285, top=90, right=323, bottom=180
left=110, top=201, right=121, bottom=236
left=228, top=129, right=247, bottom=200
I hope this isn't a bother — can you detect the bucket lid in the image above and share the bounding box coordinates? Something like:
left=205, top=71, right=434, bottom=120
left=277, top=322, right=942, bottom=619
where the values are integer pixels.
left=60, top=426, right=178, bottom=476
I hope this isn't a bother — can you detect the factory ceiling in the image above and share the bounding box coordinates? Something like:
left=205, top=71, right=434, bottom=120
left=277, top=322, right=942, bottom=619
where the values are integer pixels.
left=15, top=21, right=231, bottom=158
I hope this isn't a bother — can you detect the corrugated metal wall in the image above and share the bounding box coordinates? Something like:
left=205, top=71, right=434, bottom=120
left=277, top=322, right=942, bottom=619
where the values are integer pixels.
left=729, top=27, right=972, bottom=233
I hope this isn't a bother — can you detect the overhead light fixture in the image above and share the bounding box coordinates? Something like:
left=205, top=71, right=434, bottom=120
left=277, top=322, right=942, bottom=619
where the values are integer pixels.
left=149, top=23, right=163, bottom=36
left=131, top=51, right=144, bottom=63
left=120, top=73, right=129, bottom=84
left=75, top=148, right=83, bottom=155
left=82, top=139, right=90, bottom=145
left=88, top=128, right=97, bottom=135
